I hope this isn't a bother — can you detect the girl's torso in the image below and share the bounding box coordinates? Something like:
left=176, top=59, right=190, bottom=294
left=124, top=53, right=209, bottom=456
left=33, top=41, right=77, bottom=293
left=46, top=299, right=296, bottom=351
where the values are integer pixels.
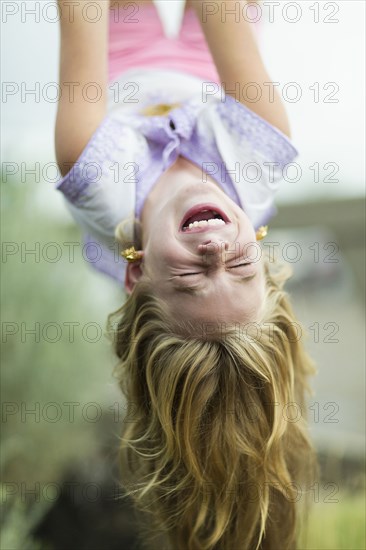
left=108, top=0, right=220, bottom=83
left=110, top=0, right=195, bottom=10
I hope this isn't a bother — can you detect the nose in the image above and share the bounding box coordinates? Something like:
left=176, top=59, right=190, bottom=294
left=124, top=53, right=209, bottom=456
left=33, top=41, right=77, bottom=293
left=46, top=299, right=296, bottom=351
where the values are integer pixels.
left=197, top=239, right=230, bottom=266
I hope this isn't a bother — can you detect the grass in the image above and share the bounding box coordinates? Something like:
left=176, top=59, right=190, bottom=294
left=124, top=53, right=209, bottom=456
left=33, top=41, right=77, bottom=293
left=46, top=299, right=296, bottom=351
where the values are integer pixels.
left=298, top=490, right=365, bottom=549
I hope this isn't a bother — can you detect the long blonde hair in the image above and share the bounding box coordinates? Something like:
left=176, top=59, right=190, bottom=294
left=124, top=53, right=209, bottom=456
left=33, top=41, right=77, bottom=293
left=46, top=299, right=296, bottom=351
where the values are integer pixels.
left=107, top=259, right=318, bottom=549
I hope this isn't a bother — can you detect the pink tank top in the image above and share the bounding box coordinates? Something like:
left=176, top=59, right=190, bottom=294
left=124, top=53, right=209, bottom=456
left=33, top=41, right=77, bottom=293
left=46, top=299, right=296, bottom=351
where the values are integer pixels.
left=108, top=4, right=220, bottom=83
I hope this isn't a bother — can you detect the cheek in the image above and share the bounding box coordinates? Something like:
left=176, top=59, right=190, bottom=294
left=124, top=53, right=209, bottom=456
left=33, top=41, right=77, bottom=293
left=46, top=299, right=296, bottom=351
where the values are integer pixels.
left=161, top=244, right=183, bottom=266
left=254, top=279, right=267, bottom=319
left=244, top=221, right=257, bottom=243
left=144, top=240, right=180, bottom=274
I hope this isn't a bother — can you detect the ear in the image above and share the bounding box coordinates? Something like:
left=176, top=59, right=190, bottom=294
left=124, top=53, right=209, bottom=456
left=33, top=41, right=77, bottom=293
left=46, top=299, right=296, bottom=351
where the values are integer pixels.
left=124, top=258, right=144, bottom=294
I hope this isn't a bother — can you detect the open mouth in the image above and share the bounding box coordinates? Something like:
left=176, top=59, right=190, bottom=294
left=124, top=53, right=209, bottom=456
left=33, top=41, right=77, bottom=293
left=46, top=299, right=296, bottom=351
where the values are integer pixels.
left=180, top=204, right=230, bottom=232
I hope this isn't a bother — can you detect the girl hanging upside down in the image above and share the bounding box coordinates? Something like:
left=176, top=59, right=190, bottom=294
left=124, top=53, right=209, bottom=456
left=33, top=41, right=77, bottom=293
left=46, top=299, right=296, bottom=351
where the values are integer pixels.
left=55, top=1, right=318, bottom=548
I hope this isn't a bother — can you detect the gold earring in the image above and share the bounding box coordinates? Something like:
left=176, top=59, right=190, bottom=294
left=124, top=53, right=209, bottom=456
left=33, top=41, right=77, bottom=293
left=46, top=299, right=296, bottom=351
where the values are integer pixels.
left=256, top=226, right=268, bottom=241
left=120, top=246, right=143, bottom=262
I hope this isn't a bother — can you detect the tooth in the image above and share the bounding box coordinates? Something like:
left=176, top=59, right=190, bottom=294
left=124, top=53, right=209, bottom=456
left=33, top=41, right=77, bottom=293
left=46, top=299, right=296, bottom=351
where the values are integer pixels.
left=184, top=217, right=226, bottom=231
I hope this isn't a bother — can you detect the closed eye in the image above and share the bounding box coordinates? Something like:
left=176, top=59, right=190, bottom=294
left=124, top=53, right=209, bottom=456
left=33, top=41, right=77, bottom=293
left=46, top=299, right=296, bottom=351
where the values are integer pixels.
left=180, top=263, right=252, bottom=276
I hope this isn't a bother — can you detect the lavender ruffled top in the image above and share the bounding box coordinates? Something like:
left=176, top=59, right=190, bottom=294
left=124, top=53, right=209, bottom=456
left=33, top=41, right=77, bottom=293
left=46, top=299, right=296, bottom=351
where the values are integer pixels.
left=54, top=68, right=298, bottom=285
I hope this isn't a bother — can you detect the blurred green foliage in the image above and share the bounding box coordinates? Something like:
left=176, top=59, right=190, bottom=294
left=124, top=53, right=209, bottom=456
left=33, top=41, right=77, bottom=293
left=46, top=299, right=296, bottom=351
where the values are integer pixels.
left=1, top=179, right=123, bottom=486
left=299, top=490, right=365, bottom=549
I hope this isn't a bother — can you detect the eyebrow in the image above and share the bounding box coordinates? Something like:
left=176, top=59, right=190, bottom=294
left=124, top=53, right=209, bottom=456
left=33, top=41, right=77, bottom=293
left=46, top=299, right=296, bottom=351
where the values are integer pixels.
left=171, top=274, right=257, bottom=295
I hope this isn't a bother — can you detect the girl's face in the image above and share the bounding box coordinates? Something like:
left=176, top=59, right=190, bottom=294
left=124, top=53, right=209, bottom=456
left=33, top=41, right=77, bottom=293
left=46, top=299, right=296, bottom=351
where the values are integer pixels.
left=131, top=158, right=266, bottom=327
